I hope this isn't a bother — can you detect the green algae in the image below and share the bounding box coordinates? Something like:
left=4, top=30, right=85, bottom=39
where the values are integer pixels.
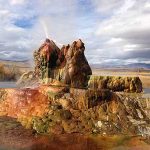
left=31, top=108, right=72, bottom=134
left=32, top=116, right=52, bottom=133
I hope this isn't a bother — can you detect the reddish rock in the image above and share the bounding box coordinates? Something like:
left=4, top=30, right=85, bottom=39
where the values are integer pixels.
left=0, top=88, right=49, bottom=118
left=50, top=124, right=64, bottom=134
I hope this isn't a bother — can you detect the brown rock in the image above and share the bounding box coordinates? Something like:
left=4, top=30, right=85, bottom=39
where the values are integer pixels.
left=39, top=85, right=69, bottom=99
left=33, top=38, right=92, bottom=88
left=58, top=98, right=72, bottom=109
left=70, top=88, right=113, bottom=109
left=64, top=39, right=92, bottom=88
left=50, top=124, right=64, bottom=134
left=60, top=110, right=72, bottom=120
left=88, top=76, right=143, bottom=93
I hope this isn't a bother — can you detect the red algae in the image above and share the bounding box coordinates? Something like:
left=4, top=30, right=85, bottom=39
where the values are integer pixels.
left=0, top=88, right=49, bottom=118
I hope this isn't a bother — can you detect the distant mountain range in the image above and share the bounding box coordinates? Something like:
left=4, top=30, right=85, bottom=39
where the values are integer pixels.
left=0, top=59, right=150, bottom=70
left=0, top=59, right=33, bottom=69
left=125, top=63, right=150, bottom=69
left=90, top=63, right=150, bottom=69
left=0, top=58, right=30, bottom=63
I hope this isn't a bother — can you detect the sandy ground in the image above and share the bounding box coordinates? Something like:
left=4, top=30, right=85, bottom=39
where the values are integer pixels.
left=0, top=60, right=33, bottom=73
left=92, top=69, right=150, bottom=88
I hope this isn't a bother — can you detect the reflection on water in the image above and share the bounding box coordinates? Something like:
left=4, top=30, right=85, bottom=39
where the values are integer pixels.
left=0, top=116, right=149, bottom=150
left=143, top=88, right=150, bottom=98
left=93, top=71, right=141, bottom=77
left=144, top=88, right=150, bottom=94
left=0, top=82, right=17, bottom=88
left=128, top=88, right=150, bottom=98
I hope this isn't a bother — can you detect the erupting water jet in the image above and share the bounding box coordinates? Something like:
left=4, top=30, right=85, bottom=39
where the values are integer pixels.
left=40, top=19, right=49, bottom=38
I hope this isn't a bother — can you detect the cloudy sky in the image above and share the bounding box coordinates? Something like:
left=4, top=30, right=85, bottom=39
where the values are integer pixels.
left=0, top=0, right=150, bottom=67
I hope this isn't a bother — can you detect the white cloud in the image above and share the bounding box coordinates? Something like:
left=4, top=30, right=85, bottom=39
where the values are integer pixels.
left=0, top=0, right=79, bottom=61
left=92, top=0, right=125, bottom=14
left=145, top=1, right=150, bottom=8
left=116, top=0, right=135, bottom=15
left=106, top=38, right=124, bottom=44
left=94, top=0, right=150, bottom=63
left=10, top=0, right=25, bottom=5
left=123, top=44, right=139, bottom=52
left=0, top=0, right=150, bottom=67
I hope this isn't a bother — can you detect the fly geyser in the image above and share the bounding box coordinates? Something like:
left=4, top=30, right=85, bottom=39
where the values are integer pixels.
left=1, top=38, right=149, bottom=138
left=33, top=38, right=92, bottom=88
left=18, top=38, right=142, bottom=93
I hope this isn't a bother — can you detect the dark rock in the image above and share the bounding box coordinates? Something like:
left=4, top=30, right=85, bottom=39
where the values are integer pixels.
left=61, top=110, right=72, bottom=120
left=51, top=105, right=62, bottom=110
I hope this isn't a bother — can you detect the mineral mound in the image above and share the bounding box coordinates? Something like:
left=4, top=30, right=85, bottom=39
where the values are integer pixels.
left=0, top=38, right=148, bottom=136
left=89, top=76, right=142, bottom=93
left=18, top=38, right=142, bottom=93
left=33, top=38, right=92, bottom=88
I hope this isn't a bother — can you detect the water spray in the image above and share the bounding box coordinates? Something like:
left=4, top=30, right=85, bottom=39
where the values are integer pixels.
left=40, top=19, right=49, bottom=38
left=40, top=19, right=63, bottom=48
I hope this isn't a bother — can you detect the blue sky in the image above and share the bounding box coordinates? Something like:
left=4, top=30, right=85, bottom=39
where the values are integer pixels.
left=0, top=0, right=150, bottom=67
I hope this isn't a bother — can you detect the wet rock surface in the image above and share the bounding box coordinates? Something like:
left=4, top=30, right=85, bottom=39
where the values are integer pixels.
left=0, top=85, right=149, bottom=139
left=117, top=93, right=150, bottom=139
left=16, top=71, right=39, bottom=87
left=70, top=88, right=113, bottom=109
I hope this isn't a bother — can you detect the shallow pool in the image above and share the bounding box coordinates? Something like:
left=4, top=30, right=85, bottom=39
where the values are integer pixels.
left=143, top=88, right=150, bottom=98
left=0, top=82, right=17, bottom=88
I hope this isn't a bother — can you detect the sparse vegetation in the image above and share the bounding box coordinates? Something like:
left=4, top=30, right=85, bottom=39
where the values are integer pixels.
left=0, top=63, right=22, bottom=81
